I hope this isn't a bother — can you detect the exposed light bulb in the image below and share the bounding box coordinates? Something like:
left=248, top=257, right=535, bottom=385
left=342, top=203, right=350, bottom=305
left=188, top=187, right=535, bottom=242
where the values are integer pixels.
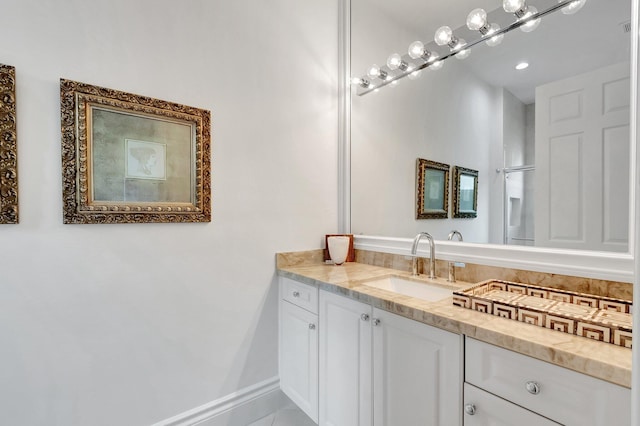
left=485, top=23, right=504, bottom=47
left=408, top=41, right=432, bottom=61
left=503, top=0, right=526, bottom=13
left=515, top=62, right=529, bottom=70
left=408, top=41, right=424, bottom=59
left=367, top=65, right=380, bottom=78
left=466, top=8, right=488, bottom=31
left=387, top=53, right=407, bottom=71
left=520, top=6, right=541, bottom=32
left=351, top=77, right=370, bottom=88
left=386, top=53, right=401, bottom=69
left=434, top=26, right=453, bottom=46
left=561, top=0, right=586, bottom=14
left=367, top=64, right=388, bottom=80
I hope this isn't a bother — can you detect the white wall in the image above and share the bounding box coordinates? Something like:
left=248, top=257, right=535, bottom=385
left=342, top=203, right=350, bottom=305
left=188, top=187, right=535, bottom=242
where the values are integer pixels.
left=503, top=90, right=527, bottom=168
left=351, top=58, right=501, bottom=242
left=0, top=1, right=338, bottom=424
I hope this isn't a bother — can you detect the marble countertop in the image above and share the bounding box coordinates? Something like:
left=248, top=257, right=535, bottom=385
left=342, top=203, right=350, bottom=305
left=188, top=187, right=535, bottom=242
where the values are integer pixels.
left=278, top=261, right=632, bottom=388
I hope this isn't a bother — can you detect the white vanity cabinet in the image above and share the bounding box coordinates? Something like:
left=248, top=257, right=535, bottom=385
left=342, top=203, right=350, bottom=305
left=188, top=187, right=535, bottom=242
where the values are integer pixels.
left=279, top=277, right=319, bottom=423
left=464, top=338, right=631, bottom=425
left=318, top=289, right=462, bottom=426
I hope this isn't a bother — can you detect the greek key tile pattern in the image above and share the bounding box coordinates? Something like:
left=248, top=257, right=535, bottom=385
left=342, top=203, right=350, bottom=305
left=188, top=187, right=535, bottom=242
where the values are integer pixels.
left=454, top=279, right=632, bottom=348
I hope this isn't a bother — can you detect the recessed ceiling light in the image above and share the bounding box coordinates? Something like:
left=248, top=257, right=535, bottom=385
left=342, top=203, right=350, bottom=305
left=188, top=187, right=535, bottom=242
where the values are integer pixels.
left=515, top=62, right=529, bottom=70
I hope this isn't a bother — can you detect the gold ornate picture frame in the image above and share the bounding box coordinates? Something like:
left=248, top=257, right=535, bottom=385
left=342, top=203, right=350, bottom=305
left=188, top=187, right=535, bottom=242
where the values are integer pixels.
left=453, top=165, right=478, bottom=219
left=0, top=64, right=18, bottom=224
left=60, top=79, right=211, bottom=224
left=416, top=158, right=449, bottom=219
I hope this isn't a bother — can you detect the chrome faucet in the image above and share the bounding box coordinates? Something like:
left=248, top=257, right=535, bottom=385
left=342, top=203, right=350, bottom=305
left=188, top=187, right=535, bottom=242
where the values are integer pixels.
left=411, top=232, right=436, bottom=279
left=447, top=230, right=463, bottom=282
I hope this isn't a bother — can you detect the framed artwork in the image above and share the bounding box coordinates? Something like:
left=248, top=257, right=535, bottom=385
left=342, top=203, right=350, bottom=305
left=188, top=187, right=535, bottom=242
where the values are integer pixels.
left=0, top=64, right=18, bottom=224
left=453, top=166, right=478, bottom=218
left=416, top=158, right=449, bottom=219
left=60, top=79, right=211, bottom=224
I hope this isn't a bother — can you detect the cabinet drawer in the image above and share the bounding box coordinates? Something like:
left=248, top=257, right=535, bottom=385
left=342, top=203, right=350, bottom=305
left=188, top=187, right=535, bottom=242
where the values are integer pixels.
left=281, top=277, right=318, bottom=314
left=464, top=383, right=559, bottom=425
left=465, top=338, right=630, bottom=425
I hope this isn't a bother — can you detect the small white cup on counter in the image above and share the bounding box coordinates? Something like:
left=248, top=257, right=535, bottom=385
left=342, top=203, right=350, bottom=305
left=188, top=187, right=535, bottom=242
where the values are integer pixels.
left=327, top=236, right=350, bottom=265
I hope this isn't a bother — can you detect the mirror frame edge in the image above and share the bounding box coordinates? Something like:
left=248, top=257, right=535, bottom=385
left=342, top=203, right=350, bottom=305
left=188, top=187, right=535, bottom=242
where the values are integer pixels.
left=631, top=0, right=639, bottom=421
left=338, top=0, right=351, bottom=234
left=339, top=0, right=637, bottom=284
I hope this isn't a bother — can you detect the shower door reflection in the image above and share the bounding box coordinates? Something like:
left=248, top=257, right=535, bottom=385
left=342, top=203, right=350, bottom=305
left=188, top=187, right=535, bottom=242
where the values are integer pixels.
left=503, top=166, right=535, bottom=246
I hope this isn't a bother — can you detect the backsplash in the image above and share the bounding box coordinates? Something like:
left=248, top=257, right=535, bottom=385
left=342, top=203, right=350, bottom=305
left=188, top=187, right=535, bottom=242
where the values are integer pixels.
left=354, top=250, right=633, bottom=301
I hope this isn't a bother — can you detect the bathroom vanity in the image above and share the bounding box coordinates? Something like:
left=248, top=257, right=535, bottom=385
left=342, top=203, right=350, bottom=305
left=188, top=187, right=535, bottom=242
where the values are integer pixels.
left=277, top=257, right=631, bottom=425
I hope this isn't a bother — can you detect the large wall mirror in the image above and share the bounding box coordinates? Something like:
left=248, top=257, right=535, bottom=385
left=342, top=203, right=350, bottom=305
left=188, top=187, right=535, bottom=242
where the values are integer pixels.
left=347, top=0, right=636, bottom=280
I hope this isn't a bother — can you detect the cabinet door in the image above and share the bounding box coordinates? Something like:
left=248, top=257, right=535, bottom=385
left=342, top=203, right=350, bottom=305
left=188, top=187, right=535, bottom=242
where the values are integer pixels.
left=372, top=308, right=462, bottom=426
left=280, top=300, right=318, bottom=423
left=319, top=291, right=372, bottom=426
left=464, top=383, right=560, bottom=425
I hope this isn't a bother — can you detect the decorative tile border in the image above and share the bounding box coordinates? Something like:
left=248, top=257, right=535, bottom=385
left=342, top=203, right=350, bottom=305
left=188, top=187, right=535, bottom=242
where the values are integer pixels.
left=453, top=279, right=632, bottom=349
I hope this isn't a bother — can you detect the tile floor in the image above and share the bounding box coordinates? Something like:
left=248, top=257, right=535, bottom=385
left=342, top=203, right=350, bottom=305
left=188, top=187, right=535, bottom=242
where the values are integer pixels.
left=248, top=401, right=316, bottom=426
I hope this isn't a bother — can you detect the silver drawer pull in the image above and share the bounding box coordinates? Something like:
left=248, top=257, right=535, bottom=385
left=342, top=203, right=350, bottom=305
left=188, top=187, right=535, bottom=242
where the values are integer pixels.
left=361, top=313, right=370, bottom=321
left=309, top=323, right=316, bottom=330
left=372, top=318, right=381, bottom=326
left=525, top=381, right=541, bottom=395
left=292, top=291, right=300, bottom=298
left=464, top=404, right=476, bottom=415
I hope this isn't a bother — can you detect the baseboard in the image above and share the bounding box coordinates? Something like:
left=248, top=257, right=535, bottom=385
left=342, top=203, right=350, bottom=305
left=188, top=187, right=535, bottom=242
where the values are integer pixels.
left=152, top=377, right=285, bottom=426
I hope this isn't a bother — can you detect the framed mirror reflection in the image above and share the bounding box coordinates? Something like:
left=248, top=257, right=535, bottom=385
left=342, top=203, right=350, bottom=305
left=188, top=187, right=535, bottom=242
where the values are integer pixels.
left=416, top=158, right=449, bottom=219
left=453, top=166, right=478, bottom=219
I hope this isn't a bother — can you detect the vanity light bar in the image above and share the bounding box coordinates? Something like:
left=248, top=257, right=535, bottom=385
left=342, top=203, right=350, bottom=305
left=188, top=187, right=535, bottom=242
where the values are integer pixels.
left=354, top=0, right=585, bottom=96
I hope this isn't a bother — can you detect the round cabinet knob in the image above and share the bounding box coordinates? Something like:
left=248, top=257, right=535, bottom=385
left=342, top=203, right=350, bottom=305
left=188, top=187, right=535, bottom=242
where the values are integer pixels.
left=464, top=404, right=476, bottom=415
left=525, top=381, right=541, bottom=395
left=308, top=323, right=316, bottom=330
left=372, top=318, right=381, bottom=326
left=361, top=313, right=370, bottom=321
left=292, top=291, right=300, bottom=298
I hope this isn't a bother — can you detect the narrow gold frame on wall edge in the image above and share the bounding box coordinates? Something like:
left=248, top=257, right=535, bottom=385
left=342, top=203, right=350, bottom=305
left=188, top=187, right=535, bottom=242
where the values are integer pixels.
left=0, top=64, right=18, bottom=224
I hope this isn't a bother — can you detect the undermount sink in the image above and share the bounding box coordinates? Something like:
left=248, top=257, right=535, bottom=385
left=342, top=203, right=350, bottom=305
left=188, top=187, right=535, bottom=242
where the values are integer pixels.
left=361, top=275, right=455, bottom=302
